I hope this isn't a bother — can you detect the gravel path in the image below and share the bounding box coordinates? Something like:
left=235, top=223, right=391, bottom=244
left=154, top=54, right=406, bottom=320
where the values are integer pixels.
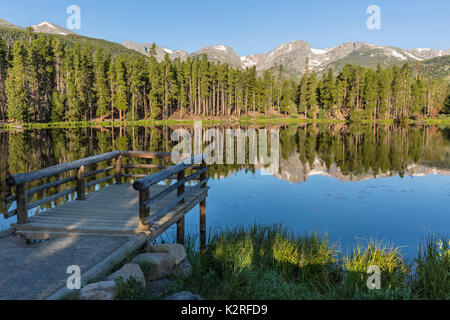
left=0, top=234, right=130, bottom=300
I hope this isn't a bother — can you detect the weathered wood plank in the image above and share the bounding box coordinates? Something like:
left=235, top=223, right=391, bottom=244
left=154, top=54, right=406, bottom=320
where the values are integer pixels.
left=85, top=165, right=115, bottom=178
left=123, top=164, right=168, bottom=170
left=85, top=175, right=114, bottom=188
left=27, top=188, right=77, bottom=211
left=16, top=184, right=28, bottom=225
left=133, top=154, right=203, bottom=191
left=121, top=150, right=173, bottom=159
left=6, top=151, right=120, bottom=186
left=10, top=179, right=208, bottom=236
left=146, top=178, right=209, bottom=222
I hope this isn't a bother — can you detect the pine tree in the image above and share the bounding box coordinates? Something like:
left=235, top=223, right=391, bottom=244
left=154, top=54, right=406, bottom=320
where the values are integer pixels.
left=148, top=56, right=162, bottom=119
left=93, top=48, right=110, bottom=119
left=5, top=42, right=28, bottom=122
left=321, top=69, right=336, bottom=111
left=306, top=72, right=318, bottom=118
left=113, top=55, right=129, bottom=121
left=0, top=37, right=8, bottom=121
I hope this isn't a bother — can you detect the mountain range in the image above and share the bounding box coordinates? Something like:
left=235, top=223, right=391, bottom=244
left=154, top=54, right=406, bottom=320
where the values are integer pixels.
left=1, top=18, right=449, bottom=78
left=123, top=39, right=450, bottom=77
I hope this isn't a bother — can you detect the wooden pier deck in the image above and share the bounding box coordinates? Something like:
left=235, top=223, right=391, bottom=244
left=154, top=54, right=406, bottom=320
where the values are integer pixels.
left=5, top=151, right=209, bottom=244
left=13, top=183, right=208, bottom=237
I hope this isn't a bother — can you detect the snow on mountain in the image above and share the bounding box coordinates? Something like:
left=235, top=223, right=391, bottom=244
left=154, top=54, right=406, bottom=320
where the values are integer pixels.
left=31, top=21, right=77, bottom=36
left=311, top=48, right=327, bottom=55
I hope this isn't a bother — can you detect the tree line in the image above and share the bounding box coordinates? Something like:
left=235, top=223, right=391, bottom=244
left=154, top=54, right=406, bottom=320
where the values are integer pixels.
left=0, top=33, right=449, bottom=123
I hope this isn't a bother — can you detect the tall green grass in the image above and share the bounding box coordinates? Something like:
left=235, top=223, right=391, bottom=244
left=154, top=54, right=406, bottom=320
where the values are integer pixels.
left=176, top=225, right=449, bottom=300
left=412, top=236, right=449, bottom=299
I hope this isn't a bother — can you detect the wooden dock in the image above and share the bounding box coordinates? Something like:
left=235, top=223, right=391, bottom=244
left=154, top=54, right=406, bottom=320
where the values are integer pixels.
left=4, top=151, right=209, bottom=245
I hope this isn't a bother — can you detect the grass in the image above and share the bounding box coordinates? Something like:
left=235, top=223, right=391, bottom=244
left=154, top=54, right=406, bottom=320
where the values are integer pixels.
left=68, top=224, right=448, bottom=300
left=1, top=116, right=449, bottom=130
left=412, top=237, right=450, bottom=299
left=171, top=225, right=449, bottom=300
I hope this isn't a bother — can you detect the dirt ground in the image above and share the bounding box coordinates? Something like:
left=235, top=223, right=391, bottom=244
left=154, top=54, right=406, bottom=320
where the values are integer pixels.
left=0, top=233, right=129, bottom=300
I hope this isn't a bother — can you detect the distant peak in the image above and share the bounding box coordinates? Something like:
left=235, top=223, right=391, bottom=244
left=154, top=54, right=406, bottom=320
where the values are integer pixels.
left=31, top=21, right=76, bottom=36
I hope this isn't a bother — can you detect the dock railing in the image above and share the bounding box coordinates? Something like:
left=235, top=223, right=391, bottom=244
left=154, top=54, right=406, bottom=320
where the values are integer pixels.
left=4, top=151, right=209, bottom=233
left=132, top=154, right=209, bottom=239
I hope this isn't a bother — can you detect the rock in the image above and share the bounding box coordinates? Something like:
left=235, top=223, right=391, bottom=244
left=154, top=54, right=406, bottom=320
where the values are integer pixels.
left=132, top=253, right=176, bottom=281
left=148, top=243, right=186, bottom=265
left=79, top=281, right=117, bottom=300
left=164, top=291, right=203, bottom=300
left=107, top=263, right=146, bottom=287
left=172, top=259, right=193, bottom=279
left=146, top=278, right=172, bottom=298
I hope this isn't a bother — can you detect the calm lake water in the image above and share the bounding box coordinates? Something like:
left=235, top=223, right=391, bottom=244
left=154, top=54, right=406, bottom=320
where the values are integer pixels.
left=1, top=123, right=449, bottom=258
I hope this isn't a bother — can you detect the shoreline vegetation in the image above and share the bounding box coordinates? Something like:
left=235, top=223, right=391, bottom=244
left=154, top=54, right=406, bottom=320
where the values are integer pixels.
left=95, top=225, right=449, bottom=300
left=1, top=115, right=450, bottom=130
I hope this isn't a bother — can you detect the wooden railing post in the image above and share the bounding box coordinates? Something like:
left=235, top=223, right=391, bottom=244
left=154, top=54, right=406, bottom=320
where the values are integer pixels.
left=138, top=188, right=150, bottom=231
left=115, top=154, right=122, bottom=184
left=176, top=169, right=186, bottom=244
left=76, top=165, right=86, bottom=200
left=16, top=183, right=28, bottom=225
left=199, top=156, right=207, bottom=252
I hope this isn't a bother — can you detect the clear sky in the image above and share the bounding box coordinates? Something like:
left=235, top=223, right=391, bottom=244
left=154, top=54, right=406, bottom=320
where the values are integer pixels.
left=1, top=0, right=449, bottom=55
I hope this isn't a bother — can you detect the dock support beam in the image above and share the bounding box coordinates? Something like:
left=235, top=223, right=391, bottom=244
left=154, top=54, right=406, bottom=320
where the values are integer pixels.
left=200, top=199, right=206, bottom=253
left=200, top=158, right=207, bottom=253
left=138, top=189, right=150, bottom=231
left=176, top=170, right=186, bottom=245
left=115, top=155, right=122, bottom=184
left=16, top=184, right=28, bottom=225
left=76, top=166, right=85, bottom=200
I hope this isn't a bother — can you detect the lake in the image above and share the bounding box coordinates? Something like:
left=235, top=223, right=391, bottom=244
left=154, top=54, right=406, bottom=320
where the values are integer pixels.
left=1, top=123, right=449, bottom=258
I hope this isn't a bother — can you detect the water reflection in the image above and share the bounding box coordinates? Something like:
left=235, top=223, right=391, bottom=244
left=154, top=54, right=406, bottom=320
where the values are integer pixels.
left=1, top=124, right=449, bottom=212
left=0, top=124, right=449, bottom=254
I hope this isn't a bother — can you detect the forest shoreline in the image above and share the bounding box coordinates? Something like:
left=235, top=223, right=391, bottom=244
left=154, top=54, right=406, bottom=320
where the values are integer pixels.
left=1, top=116, right=450, bottom=130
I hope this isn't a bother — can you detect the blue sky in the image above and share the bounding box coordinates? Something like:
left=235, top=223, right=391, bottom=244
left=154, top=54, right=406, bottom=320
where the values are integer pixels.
left=1, top=0, right=449, bottom=55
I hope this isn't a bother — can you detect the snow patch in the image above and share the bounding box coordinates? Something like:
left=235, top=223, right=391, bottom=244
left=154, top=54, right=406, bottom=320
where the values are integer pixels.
left=403, top=51, right=423, bottom=61
left=240, top=56, right=257, bottom=68
left=37, top=21, right=56, bottom=29
left=214, top=45, right=227, bottom=51
left=389, top=49, right=407, bottom=60
left=163, top=48, right=173, bottom=54
left=311, top=48, right=326, bottom=55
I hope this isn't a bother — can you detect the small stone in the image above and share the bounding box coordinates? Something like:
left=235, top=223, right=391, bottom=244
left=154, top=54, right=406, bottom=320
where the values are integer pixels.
left=108, top=263, right=146, bottom=287
left=172, top=259, right=193, bottom=279
left=164, top=291, right=203, bottom=300
left=79, top=281, right=117, bottom=300
left=147, top=278, right=172, bottom=298
left=132, top=253, right=176, bottom=281
left=148, top=243, right=186, bottom=265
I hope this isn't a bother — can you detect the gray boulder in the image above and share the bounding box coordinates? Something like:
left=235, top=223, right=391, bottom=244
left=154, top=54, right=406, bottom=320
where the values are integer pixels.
left=79, top=281, right=117, bottom=300
left=147, top=278, right=172, bottom=298
left=147, top=243, right=186, bottom=265
left=132, top=253, right=176, bottom=281
left=108, top=263, right=146, bottom=287
left=172, top=259, right=193, bottom=279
